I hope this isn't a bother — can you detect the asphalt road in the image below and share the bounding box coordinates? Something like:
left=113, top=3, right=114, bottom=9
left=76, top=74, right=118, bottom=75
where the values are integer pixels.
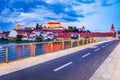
left=0, top=40, right=119, bottom=80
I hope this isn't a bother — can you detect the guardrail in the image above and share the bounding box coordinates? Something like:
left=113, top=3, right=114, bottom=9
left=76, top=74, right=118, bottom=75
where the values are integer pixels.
left=0, top=38, right=96, bottom=63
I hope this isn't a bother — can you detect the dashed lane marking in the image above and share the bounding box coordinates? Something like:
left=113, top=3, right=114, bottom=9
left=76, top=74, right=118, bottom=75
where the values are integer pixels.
left=82, top=53, right=91, bottom=58
left=53, top=62, right=73, bottom=72
left=94, top=48, right=100, bottom=52
left=102, top=46, right=105, bottom=48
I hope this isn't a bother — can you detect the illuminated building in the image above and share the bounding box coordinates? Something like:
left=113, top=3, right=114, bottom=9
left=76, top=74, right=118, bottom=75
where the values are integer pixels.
left=45, top=22, right=63, bottom=29
left=17, top=24, right=21, bottom=30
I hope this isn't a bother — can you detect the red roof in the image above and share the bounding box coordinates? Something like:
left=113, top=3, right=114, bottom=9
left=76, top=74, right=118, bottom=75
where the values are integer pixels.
left=93, top=32, right=114, bottom=37
left=18, top=32, right=26, bottom=34
left=24, top=27, right=33, bottom=30
left=48, top=22, right=60, bottom=24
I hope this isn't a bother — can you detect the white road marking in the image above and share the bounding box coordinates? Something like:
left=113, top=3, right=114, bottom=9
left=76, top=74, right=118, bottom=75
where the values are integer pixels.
left=106, top=44, right=108, bottom=46
left=102, top=46, right=105, bottom=48
left=53, top=62, right=73, bottom=72
left=89, top=46, right=98, bottom=49
left=82, top=53, right=91, bottom=58
left=94, top=48, right=100, bottom=51
left=109, top=43, right=111, bottom=45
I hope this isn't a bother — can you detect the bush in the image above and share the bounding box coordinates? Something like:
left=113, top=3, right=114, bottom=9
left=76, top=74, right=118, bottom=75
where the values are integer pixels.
left=35, top=37, right=43, bottom=42
left=45, top=38, right=51, bottom=41
left=0, top=39, right=2, bottom=42
left=16, top=35, right=22, bottom=42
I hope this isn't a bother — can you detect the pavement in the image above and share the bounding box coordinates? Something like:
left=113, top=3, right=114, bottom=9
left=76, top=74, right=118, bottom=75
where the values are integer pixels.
left=0, top=39, right=119, bottom=80
left=89, top=40, right=120, bottom=80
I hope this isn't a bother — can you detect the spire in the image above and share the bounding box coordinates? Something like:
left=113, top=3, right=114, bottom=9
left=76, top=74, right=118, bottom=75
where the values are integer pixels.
left=82, top=26, right=85, bottom=31
left=110, top=24, right=115, bottom=33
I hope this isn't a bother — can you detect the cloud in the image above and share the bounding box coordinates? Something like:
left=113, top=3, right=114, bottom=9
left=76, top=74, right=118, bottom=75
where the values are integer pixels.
left=97, top=0, right=120, bottom=6
left=0, top=0, right=120, bottom=31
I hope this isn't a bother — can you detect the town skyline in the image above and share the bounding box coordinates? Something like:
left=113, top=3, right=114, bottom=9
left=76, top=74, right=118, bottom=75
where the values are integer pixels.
left=0, top=0, right=120, bottom=32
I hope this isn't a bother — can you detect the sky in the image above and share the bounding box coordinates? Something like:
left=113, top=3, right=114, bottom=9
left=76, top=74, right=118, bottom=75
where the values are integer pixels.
left=0, top=0, right=120, bottom=32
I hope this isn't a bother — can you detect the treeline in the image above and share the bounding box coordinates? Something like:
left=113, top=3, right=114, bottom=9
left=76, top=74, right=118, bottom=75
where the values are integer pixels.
left=63, top=26, right=91, bottom=33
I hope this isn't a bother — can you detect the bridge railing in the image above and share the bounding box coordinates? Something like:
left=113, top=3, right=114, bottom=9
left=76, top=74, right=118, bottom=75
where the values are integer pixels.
left=0, top=38, right=96, bottom=63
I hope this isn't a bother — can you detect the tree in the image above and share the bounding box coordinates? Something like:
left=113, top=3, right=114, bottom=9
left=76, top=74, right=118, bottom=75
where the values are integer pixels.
left=35, top=37, right=43, bottom=42
left=36, top=23, right=43, bottom=30
left=73, top=27, right=79, bottom=32
left=16, top=35, right=22, bottom=42
left=85, top=30, right=91, bottom=33
left=36, top=23, right=39, bottom=30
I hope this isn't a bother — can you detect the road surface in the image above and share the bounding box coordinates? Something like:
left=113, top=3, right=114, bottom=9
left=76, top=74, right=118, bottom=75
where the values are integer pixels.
left=0, top=40, right=119, bottom=80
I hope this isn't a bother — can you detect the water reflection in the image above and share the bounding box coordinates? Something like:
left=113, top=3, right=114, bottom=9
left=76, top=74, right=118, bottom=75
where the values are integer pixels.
left=0, top=42, right=72, bottom=63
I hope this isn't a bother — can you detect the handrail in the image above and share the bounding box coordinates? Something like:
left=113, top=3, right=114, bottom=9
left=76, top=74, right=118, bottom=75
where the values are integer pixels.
left=0, top=39, right=97, bottom=63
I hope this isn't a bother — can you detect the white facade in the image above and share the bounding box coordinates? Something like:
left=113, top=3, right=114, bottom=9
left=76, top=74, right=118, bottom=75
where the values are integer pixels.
left=8, top=30, right=18, bottom=38
left=22, top=36, right=28, bottom=41
left=41, top=33, right=54, bottom=40
left=30, top=31, right=41, bottom=37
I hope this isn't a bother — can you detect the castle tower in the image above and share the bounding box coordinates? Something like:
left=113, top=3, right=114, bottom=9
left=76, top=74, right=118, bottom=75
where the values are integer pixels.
left=17, top=24, right=21, bottom=30
left=82, top=26, right=85, bottom=31
left=110, top=24, right=115, bottom=33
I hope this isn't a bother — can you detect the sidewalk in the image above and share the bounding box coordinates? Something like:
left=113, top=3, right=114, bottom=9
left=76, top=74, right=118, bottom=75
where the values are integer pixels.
left=89, top=41, right=120, bottom=80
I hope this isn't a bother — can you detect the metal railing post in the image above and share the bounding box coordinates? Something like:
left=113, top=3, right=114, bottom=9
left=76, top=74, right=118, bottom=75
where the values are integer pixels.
left=6, top=47, right=8, bottom=63
left=90, top=39, right=92, bottom=43
left=77, top=40, right=79, bottom=46
left=33, top=44, right=36, bottom=57
left=62, top=41, right=64, bottom=50
left=82, top=39, right=84, bottom=45
left=94, top=39, right=96, bottom=43
left=71, top=40, right=73, bottom=48
left=92, top=38, right=94, bottom=43
left=86, top=39, right=88, bottom=44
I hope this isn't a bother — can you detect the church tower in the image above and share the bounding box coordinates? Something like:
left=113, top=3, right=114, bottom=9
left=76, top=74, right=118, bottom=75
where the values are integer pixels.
left=110, top=24, right=115, bottom=33
left=17, top=24, right=21, bottom=30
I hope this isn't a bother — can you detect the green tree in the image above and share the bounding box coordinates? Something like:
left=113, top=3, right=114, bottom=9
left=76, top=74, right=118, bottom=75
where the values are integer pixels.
left=35, top=37, right=43, bottom=42
left=36, top=23, right=43, bottom=30
left=36, top=23, right=39, bottom=30
left=16, top=35, right=22, bottom=42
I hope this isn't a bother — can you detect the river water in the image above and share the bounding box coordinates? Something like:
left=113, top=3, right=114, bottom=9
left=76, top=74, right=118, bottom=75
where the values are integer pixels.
left=0, top=41, right=76, bottom=63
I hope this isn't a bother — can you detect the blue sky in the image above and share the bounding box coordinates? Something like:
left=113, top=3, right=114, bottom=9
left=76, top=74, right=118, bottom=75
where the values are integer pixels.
left=0, top=0, right=120, bottom=32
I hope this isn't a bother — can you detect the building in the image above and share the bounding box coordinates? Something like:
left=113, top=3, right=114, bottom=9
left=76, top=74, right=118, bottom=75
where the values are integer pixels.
left=0, top=32, right=3, bottom=39
left=17, top=24, right=21, bottom=30
left=7, top=23, right=117, bottom=41
left=45, top=22, right=63, bottom=29
left=78, top=26, right=85, bottom=31
left=110, top=24, right=115, bottom=33
left=45, top=22, right=64, bottom=32
left=8, top=30, right=18, bottom=40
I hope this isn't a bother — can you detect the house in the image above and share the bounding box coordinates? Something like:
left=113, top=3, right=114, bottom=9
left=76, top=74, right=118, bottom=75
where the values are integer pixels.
left=8, top=30, right=18, bottom=40
left=78, top=26, right=85, bottom=31
left=0, top=32, right=3, bottom=39
left=8, top=29, right=28, bottom=40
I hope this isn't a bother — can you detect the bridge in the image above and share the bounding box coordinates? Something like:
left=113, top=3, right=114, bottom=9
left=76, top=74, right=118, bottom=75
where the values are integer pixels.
left=0, top=38, right=120, bottom=80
